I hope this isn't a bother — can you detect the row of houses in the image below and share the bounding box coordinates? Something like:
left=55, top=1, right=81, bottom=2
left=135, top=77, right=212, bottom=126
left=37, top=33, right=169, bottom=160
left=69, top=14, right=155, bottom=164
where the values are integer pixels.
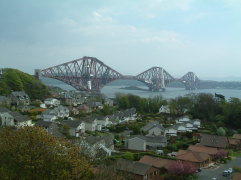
left=115, top=133, right=241, bottom=180
left=0, top=91, right=30, bottom=106
left=0, top=107, right=32, bottom=128
left=140, top=117, right=201, bottom=137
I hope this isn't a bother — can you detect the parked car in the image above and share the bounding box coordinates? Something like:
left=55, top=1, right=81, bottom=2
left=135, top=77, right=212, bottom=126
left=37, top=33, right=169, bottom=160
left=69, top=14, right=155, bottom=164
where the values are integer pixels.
left=227, top=168, right=233, bottom=173
left=222, top=170, right=230, bottom=177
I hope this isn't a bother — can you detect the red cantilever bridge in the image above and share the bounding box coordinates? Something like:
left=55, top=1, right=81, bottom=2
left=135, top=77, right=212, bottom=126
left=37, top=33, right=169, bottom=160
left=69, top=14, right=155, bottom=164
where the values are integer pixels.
left=36, top=56, right=200, bottom=92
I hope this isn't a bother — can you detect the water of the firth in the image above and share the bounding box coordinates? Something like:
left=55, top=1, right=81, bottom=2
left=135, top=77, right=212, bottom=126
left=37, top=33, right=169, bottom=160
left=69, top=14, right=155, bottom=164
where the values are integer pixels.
left=41, top=78, right=241, bottom=100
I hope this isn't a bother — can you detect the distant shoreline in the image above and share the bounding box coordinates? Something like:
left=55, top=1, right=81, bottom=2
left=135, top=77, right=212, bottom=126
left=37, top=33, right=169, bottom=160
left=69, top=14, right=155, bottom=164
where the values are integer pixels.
left=119, top=86, right=148, bottom=91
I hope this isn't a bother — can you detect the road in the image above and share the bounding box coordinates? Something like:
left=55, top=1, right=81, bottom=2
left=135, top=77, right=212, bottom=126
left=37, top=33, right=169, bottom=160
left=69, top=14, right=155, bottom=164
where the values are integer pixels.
left=198, top=157, right=241, bottom=180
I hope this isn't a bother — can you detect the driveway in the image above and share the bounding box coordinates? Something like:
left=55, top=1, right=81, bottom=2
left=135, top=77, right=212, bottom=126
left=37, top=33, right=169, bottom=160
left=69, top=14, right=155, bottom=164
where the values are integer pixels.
left=198, top=157, right=241, bottom=180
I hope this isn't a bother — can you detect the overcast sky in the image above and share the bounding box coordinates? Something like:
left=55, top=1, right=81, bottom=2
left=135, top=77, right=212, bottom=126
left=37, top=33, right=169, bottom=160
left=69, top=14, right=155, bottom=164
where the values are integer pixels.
left=1, top=0, right=241, bottom=80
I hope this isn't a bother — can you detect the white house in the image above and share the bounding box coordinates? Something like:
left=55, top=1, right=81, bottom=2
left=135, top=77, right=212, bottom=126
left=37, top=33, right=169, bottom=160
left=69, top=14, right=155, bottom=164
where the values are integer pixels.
left=42, top=114, right=57, bottom=122
left=7, top=112, right=32, bottom=128
left=79, top=134, right=115, bottom=158
left=192, top=119, right=201, bottom=128
left=164, top=126, right=177, bottom=136
left=83, top=117, right=98, bottom=131
left=176, top=116, right=191, bottom=124
left=41, top=106, right=69, bottom=120
left=176, top=124, right=187, bottom=133
left=159, top=105, right=170, bottom=114
left=141, top=121, right=165, bottom=136
left=96, top=116, right=112, bottom=128
left=44, top=98, right=60, bottom=107
left=62, top=120, right=85, bottom=137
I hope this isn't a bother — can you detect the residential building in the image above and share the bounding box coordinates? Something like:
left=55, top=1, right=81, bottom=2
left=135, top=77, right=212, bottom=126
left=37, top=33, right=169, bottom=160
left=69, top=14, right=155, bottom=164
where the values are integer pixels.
left=141, top=121, right=165, bottom=136
left=200, top=134, right=229, bottom=149
left=62, top=120, right=85, bottom=137
left=1, top=111, right=32, bottom=128
left=125, top=135, right=167, bottom=151
left=175, top=116, right=191, bottom=124
left=82, top=117, right=99, bottom=131
left=139, top=155, right=175, bottom=170
left=80, top=134, right=114, bottom=157
left=35, top=120, right=64, bottom=138
left=9, top=91, right=30, bottom=105
left=188, top=145, right=219, bottom=160
left=95, top=116, right=112, bottom=127
left=44, top=98, right=60, bottom=107
left=176, top=150, right=211, bottom=168
left=159, top=105, right=170, bottom=114
left=117, top=159, right=161, bottom=180
left=164, top=126, right=177, bottom=136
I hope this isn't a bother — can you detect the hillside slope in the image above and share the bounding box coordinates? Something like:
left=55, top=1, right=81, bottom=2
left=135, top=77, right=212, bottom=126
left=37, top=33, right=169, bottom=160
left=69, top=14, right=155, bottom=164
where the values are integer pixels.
left=0, top=68, right=50, bottom=100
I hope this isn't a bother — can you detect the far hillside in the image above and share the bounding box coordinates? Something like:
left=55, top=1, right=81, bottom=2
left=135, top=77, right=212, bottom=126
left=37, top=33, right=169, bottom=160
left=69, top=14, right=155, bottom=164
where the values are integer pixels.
left=0, top=68, right=50, bottom=100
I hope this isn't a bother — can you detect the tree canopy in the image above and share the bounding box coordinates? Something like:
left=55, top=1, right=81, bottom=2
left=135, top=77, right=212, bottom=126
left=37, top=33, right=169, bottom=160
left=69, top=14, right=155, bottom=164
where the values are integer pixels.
left=0, top=68, right=50, bottom=100
left=0, top=126, right=93, bottom=180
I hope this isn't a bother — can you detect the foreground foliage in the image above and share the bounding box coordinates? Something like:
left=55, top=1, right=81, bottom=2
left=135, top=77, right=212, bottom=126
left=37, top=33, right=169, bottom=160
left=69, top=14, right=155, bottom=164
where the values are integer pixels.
left=0, top=126, right=93, bottom=180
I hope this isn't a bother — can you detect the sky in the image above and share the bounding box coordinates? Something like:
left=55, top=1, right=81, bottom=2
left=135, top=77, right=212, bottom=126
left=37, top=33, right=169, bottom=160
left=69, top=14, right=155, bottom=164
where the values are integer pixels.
left=1, top=0, right=241, bottom=81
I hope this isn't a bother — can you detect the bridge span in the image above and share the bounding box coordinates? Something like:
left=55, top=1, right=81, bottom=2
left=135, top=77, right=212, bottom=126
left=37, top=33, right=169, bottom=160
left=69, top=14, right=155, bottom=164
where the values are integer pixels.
left=36, top=56, right=199, bottom=92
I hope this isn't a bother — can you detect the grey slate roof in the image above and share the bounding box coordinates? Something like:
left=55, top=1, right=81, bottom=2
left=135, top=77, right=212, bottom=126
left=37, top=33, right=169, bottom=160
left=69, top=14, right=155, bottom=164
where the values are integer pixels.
left=9, top=112, right=30, bottom=122
left=129, top=135, right=167, bottom=143
left=35, top=120, right=64, bottom=138
left=200, top=133, right=229, bottom=148
left=85, top=134, right=114, bottom=147
left=61, top=120, right=83, bottom=128
left=141, top=121, right=161, bottom=131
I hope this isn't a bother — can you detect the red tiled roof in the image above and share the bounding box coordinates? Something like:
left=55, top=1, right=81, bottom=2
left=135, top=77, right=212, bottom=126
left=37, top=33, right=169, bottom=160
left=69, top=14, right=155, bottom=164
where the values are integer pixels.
left=233, top=134, right=241, bottom=140
left=139, top=155, right=175, bottom=169
left=233, top=172, right=241, bottom=180
left=188, top=145, right=219, bottom=156
left=28, top=108, right=48, bottom=112
left=176, top=150, right=210, bottom=163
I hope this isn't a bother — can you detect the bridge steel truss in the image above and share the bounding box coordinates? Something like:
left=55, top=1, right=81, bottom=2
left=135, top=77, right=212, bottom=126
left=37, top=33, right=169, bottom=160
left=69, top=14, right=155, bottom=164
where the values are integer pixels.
left=180, top=72, right=199, bottom=90
left=38, top=56, right=200, bottom=92
left=40, top=56, right=123, bottom=92
left=135, top=67, right=175, bottom=91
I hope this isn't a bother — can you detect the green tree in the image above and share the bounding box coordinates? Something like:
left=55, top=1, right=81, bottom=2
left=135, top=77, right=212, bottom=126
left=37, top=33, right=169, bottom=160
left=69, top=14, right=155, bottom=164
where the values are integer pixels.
left=217, top=127, right=226, bottom=136
left=0, top=126, right=93, bottom=180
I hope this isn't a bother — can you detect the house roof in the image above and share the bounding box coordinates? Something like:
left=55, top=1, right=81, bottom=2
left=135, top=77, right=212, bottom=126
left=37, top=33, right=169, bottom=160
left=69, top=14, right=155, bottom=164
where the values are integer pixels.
left=141, top=121, right=160, bottom=132
left=117, top=159, right=152, bottom=176
left=129, top=135, right=167, bottom=143
left=233, top=173, right=241, bottom=180
left=200, top=134, right=229, bottom=148
left=82, top=117, right=96, bottom=123
left=176, top=150, right=210, bottom=163
left=188, top=145, right=219, bottom=156
left=139, top=155, right=175, bottom=169
left=228, top=138, right=240, bottom=145
left=9, top=112, right=30, bottom=122
left=61, top=120, right=83, bottom=128
left=35, top=120, right=64, bottom=138
left=233, top=134, right=241, bottom=140
left=85, top=134, right=114, bottom=147
left=10, top=91, right=29, bottom=99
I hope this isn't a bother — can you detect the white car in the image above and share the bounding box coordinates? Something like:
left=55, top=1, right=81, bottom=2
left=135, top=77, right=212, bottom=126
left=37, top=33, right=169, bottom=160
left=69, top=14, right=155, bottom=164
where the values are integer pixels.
left=227, top=168, right=233, bottom=173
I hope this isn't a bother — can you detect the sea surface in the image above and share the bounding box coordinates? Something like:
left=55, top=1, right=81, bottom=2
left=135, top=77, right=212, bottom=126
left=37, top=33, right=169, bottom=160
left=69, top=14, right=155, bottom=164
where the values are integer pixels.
left=41, top=78, right=241, bottom=100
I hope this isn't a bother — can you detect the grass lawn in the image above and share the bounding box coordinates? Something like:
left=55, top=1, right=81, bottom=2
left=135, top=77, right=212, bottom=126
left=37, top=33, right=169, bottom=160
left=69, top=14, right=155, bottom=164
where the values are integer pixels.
left=229, top=150, right=241, bottom=157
